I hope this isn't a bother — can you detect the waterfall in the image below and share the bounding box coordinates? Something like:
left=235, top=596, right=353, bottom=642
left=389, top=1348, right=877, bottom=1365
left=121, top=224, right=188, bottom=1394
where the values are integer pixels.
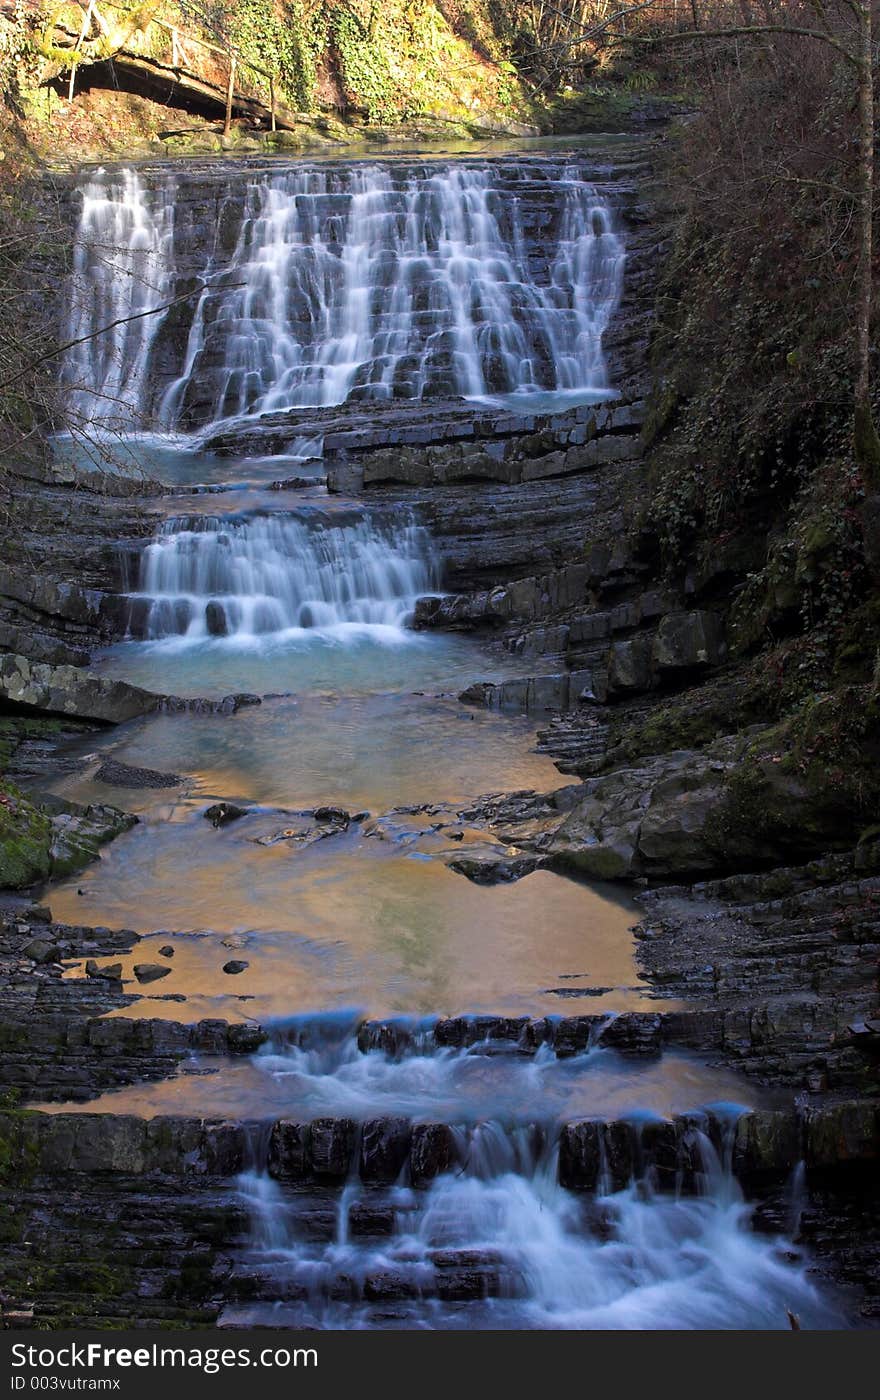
left=66, top=161, right=625, bottom=429
left=234, top=1117, right=837, bottom=1330
left=127, top=513, right=439, bottom=641
left=62, top=168, right=175, bottom=427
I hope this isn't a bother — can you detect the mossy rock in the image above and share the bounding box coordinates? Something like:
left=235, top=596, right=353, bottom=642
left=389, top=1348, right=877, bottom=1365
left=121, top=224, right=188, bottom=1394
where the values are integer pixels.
left=0, top=784, right=52, bottom=889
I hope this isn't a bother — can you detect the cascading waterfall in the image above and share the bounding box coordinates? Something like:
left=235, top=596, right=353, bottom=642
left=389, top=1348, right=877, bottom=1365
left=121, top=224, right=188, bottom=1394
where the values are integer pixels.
left=235, top=1115, right=838, bottom=1331
left=127, top=513, right=439, bottom=641
left=62, top=168, right=175, bottom=427
left=65, top=160, right=625, bottom=428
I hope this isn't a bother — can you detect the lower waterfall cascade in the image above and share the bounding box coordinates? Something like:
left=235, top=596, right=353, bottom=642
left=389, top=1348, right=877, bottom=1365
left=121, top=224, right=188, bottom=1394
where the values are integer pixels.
left=126, top=513, right=439, bottom=642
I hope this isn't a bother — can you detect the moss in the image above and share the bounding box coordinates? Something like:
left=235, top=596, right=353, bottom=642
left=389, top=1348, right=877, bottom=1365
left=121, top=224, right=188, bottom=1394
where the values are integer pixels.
left=0, top=1110, right=42, bottom=1188
left=703, top=688, right=880, bottom=864
left=0, top=782, right=52, bottom=890
left=0, top=715, right=63, bottom=769
left=602, top=680, right=766, bottom=768
left=554, top=844, right=633, bottom=880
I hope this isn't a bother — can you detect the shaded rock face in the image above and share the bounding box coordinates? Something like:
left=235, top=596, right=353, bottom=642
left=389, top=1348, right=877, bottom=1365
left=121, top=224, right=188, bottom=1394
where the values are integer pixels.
left=540, top=732, right=870, bottom=883
left=1, top=1102, right=878, bottom=1187
left=456, top=610, right=726, bottom=716
left=633, top=854, right=880, bottom=1091
left=0, top=653, right=159, bottom=724
left=0, top=653, right=263, bottom=725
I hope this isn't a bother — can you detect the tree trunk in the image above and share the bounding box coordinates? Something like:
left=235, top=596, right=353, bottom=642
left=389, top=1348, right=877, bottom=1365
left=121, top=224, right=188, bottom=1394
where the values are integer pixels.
left=854, top=2, right=880, bottom=483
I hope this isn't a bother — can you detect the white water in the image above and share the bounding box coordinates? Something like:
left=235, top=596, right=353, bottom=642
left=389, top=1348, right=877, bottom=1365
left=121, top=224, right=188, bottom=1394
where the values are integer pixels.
left=65, top=161, right=624, bottom=427
left=236, top=1123, right=840, bottom=1330
left=63, top=169, right=175, bottom=427
left=128, top=512, right=439, bottom=641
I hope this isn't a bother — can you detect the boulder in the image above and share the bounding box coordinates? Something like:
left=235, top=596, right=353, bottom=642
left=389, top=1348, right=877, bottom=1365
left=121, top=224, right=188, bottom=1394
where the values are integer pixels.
left=49, top=803, right=137, bottom=877
left=652, top=611, right=725, bottom=672
left=23, top=937, right=60, bottom=964
left=606, top=636, right=654, bottom=696
left=222, top=960, right=248, bottom=975
left=205, top=803, right=248, bottom=827
left=133, top=963, right=172, bottom=984
left=0, top=653, right=158, bottom=724
left=268, top=1120, right=310, bottom=1180
left=309, top=1117, right=356, bottom=1180
left=410, top=1123, right=458, bottom=1185
left=360, top=1116, right=412, bottom=1183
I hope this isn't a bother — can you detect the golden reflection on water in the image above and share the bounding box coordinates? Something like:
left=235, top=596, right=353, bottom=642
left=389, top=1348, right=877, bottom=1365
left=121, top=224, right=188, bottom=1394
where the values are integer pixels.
left=50, top=685, right=667, bottom=1023
left=57, top=854, right=651, bottom=1021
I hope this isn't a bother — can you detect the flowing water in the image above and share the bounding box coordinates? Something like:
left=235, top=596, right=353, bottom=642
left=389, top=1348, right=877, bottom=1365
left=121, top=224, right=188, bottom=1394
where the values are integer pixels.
left=63, top=157, right=623, bottom=432
left=43, top=148, right=844, bottom=1328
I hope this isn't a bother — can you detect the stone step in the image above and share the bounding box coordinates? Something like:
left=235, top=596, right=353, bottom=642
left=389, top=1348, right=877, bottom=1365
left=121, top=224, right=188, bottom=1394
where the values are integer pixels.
left=2, top=1100, right=876, bottom=1192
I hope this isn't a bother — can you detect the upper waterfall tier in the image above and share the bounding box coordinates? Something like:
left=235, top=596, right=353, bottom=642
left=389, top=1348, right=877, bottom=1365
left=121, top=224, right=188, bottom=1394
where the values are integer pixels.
left=63, top=158, right=625, bottom=430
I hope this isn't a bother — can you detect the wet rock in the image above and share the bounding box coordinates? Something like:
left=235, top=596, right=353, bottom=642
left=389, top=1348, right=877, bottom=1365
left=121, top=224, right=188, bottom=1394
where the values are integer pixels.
left=268, top=1120, right=310, bottom=1181
left=222, top=960, right=248, bottom=975
left=639, top=1119, right=679, bottom=1191
left=732, top=1110, right=801, bottom=1181
left=84, top=959, right=122, bottom=980
left=313, top=806, right=351, bottom=829
left=309, top=1117, right=356, bottom=1180
left=363, top=1271, right=413, bottom=1302
left=221, top=933, right=250, bottom=950
left=360, top=1116, right=412, bottom=1183
left=226, top=1022, right=266, bottom=1054
left=804, top=1102, right=880, bottom=1169
left=602, top=1120, right=635, bottom=1191
left=95, top=758, right=182, bottom=789
left=446, top=849, right=544, bottom=884
left=558, top=1120, right=601, bottom=1190
left=203, top=1120, right=249, bottom=1175
left=600, top=1012, right=663, bottom=1057
left=410, top=1123, right=458, bottom=1185
left=133, top=962, right=172, bottom=983
left=205, top=802, right=248, bottom=827
left=205, top=601, right=228, bottom=637
left=348, top=1203, right=396, bottom=1237
left=158, top=945, right=174, bottom=958
left=356, top=1019, right=418, bottom=1056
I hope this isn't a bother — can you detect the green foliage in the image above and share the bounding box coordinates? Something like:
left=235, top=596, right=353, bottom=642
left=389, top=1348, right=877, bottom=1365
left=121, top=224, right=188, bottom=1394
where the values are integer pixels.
left=218, top=0, right=322, bottom=111
left=641, top=40, right=878, bottom=715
